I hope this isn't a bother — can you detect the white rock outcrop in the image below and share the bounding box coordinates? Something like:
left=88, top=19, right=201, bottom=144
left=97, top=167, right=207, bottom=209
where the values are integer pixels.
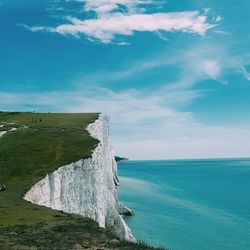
left=0, top=131, right=7, bottom=138
left=24, top=115, right=135, bottom=241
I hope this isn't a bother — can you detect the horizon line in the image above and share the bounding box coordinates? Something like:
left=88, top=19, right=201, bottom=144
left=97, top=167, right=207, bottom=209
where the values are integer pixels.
left=125, top=156, right=250, bottom=162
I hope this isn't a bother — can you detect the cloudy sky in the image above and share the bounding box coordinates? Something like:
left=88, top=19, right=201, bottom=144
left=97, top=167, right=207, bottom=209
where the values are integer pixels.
left=0, top=0, right=250, bottom=159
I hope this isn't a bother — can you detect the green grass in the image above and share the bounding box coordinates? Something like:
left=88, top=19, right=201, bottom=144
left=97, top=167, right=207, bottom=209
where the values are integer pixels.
left=0, top=112, right=99, bottom=226
left=0, top=112, right=165, bottom=250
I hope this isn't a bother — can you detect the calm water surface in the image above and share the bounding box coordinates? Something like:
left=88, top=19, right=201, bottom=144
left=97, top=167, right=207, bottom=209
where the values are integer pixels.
left=118, top=158, right=250, bottom=250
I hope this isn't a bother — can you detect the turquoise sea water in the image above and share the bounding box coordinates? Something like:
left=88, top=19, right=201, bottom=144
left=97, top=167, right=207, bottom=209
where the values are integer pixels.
left=118, top=159, right=250, bottom=250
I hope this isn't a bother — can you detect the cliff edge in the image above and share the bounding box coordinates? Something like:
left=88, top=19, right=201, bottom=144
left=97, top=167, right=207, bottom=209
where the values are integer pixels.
left=24, top=115, right=135, bottom=241
left=0, top=112, right=163, bottom=249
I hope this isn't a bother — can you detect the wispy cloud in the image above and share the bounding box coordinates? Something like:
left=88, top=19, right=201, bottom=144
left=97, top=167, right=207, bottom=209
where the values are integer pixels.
left=241, top=65, right=250, bottom=81
left=72, top=0, right=163, bottom=15
left=0, top=38, right=249, bottom=159
left=199, top=60, right=221, bottom=80
left=0, top=85, right=199, bottom=125
left=115, top=126, right=250, bottom=160
left=1, top=86, right=250, bottom=160
left=22, top=0, right=218, bottom=44
left=74, top=40, right=246, bottom=89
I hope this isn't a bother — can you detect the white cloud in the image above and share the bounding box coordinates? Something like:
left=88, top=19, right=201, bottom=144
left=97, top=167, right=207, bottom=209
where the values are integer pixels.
left=214, top=15, right=223, bottom=22
left=115, top=129, right=250, bottom=160
left=70, top=42, right=229, bottom=90
left=1, top=87, right=250, bottom=160
left=49, top=12, right=213, bottom=43
left=20, top=24, right=48, bottom=32
left=23, top=0, right=217, bottom=43
left=201, top=60, right=221, bottom=79
left=75, top=0, right=156, bottom=15
left=241, top=65, right=250, bottom=81
left=0, top=37, right=249, bottom=160
left=0, top=86, right=198, bottom=125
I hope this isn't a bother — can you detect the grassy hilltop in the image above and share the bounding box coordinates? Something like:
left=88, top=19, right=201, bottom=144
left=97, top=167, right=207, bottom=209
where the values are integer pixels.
left=0, top=112, right=163, bottom=250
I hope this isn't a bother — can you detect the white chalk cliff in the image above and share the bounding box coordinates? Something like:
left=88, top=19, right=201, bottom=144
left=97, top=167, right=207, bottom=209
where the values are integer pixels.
left=24, top=115, right=135, bottom=241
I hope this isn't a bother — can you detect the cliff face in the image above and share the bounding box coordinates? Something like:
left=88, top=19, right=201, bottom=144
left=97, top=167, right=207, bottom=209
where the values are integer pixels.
left=24, top=115, right=135, bottom=241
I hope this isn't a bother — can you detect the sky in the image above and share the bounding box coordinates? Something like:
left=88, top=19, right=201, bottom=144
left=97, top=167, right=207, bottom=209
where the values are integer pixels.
left=0, top=0, right=250, bottom=160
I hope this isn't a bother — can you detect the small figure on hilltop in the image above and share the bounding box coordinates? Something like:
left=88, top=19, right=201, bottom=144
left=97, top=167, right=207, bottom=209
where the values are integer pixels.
left=31, top=118, right=42, bottom=123
left=0, top=184, right=6, bottom=192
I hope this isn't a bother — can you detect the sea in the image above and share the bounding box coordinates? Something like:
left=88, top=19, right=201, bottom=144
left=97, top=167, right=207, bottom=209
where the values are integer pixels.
left=118, top=158, right=250, bottom=250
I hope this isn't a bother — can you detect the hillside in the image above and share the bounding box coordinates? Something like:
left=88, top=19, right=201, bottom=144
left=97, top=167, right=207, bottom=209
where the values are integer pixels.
left=0, top=112, right=163, bottom=250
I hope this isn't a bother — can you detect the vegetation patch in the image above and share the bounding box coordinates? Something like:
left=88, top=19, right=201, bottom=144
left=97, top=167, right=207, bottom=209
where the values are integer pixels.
left=0, top=112, right=164, bottom=249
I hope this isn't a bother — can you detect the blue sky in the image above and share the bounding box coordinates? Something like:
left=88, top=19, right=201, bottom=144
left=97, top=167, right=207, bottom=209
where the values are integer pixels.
left=1, top=0, right=250, bottom=159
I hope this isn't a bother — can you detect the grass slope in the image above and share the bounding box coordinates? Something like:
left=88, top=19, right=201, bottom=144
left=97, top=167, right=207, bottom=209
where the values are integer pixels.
left=0, top=112, right=164, bottom=250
